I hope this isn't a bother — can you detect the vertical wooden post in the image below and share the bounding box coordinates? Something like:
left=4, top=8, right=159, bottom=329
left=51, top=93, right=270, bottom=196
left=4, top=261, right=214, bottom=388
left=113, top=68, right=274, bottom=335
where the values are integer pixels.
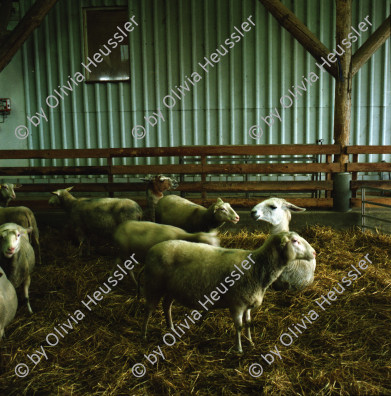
left=325, top=154, right=332, bottom=198
left=107, top=155, right=114, bottom=197
left=201, top=156, right=207, bottom=202
left=351, top=153, right=358, bottom=197
left=333, top=0, right=352, bottom=171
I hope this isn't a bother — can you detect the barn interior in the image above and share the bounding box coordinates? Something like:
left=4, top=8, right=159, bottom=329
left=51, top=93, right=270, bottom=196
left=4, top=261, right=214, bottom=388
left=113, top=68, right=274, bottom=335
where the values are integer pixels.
left=0, top=0, right=390, bottom=395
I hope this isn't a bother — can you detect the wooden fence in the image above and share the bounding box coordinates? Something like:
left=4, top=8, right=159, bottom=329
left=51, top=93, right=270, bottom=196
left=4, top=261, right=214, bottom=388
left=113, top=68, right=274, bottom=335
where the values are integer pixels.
left=0, top=144, right=390, bottom=209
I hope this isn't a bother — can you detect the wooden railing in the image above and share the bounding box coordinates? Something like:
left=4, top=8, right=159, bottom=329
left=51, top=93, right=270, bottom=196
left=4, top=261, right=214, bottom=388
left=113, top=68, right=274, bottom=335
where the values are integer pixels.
left=347, top=145, right=391, bottom=204
left=0, top=144, right=390, bottom=209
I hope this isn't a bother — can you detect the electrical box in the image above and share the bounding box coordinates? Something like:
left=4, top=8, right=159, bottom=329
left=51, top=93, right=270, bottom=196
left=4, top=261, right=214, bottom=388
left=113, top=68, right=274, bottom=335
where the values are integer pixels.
left=0, top=98, right=11, bottom=122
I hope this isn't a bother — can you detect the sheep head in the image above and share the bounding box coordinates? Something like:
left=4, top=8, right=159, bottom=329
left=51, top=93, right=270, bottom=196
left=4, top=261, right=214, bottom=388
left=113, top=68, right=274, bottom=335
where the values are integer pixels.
left=0, top=183, right=21, bottom=203
left=273, top=231, right=316, bottom=264
left=213, top=198, right=240, bottom=224
left=0, top=223, right=32, bottom=258
left=49, top=186, right=74, bottom=205
left=141, top=175, right=178, bottom=193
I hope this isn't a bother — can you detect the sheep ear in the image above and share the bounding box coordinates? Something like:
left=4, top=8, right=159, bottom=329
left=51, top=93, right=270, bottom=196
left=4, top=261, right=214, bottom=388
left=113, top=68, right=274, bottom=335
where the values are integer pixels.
left=51, top=190, right=60, bottom=196
left=65, top=186, right=74, bottom=192
left=14, top=184, right=22, bottom=188
left=284, top=202, right=306, bottom=212
left=24, top=227, right=33, bottom=234
left=280, top=234, right=290, bottom=247
left=216, top=197, right=224, bottom=205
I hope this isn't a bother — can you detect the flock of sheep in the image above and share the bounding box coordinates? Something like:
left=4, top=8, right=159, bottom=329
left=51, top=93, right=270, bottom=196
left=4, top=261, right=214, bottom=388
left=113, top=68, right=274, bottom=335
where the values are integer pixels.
left=0, top=176, right=316, bottom=353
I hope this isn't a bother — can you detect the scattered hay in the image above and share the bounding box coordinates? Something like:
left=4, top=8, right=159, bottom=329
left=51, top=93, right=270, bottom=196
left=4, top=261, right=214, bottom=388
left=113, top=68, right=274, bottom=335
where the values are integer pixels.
left=0, top=226, right=390, bottom=395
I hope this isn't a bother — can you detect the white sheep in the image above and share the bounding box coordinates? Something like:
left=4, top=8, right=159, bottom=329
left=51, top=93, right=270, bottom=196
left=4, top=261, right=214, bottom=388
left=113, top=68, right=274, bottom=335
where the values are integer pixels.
left=140, top=175, right=178, bottom=222
left=113, top=220, right=219, bottom=285
left=0, top=183, right=22, bottom=207
left=0, top=267, right=18, bottom=339
left=251, top=197, right=315, bottom=291
left=0, top=223, right=35, bottom=314
left=156, top=195, right=240, bottom=233
left=142, top=231, right=316, bottom=352
left=50, top=187, right=143, bottom=256
left=0, top=206, right=41, bottom=265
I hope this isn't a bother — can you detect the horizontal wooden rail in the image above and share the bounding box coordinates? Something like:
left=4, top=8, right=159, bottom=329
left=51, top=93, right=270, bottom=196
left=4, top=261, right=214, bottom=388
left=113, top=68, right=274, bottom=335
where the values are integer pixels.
left=13, top=197, right=334, bottom=210
left=0, top=163, right=340, bottom=177
left=0, top=166, right=110, bottom=176
left=347, top=145, right=391, bottom=154
left=15, top=180, right=333, bottom=194
left=0, top=144, right=341, bottom=160
left=112, top=163, right=340, bottom=175
left=347, top=163, right=391, bottom=172
left=351, top=180, right=391, bottom=190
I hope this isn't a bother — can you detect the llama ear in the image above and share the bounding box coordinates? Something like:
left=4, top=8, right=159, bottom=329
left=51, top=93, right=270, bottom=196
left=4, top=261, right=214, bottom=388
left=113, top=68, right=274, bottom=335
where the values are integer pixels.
left=284, top=202, right=306, bottom=212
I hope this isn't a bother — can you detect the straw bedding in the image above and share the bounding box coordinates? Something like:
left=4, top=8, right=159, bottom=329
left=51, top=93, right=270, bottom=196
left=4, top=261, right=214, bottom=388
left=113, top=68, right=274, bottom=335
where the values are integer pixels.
left=0, top=225, right=390, bottom=395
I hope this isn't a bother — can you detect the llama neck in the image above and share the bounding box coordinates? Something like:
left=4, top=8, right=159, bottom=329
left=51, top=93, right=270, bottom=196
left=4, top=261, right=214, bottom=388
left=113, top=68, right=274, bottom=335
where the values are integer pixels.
left=270, top=218, right=290, bottom=234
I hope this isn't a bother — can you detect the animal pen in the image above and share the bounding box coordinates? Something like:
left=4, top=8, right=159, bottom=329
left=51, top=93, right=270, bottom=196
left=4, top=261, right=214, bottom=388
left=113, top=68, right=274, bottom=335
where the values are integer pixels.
left=0, top=0, right=390, bottom=395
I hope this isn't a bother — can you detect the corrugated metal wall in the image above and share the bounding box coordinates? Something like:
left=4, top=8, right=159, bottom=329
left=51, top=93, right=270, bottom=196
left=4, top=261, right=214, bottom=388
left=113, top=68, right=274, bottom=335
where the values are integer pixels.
left=19, top=0, right=390, bottom=171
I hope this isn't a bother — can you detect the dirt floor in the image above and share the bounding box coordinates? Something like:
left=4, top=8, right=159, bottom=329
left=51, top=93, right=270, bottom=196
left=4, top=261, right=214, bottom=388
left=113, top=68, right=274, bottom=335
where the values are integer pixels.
left=0, top=225, right=390, bottom=395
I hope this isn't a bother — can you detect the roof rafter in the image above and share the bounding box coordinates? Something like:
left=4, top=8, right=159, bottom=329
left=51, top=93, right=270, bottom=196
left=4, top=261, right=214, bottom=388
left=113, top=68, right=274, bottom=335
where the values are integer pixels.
left=0, top=0, right=59, bottom=73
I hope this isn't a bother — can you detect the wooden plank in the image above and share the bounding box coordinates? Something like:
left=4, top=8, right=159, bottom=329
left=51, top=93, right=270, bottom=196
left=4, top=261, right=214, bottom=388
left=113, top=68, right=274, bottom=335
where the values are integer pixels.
left=108, top=145, right=342, bottom=157
left=258, top=0, right=338, bottom=78
left=352, top=197, right=391, bottom=207
left=112, top=163, right=340, bottom=175
left=13, top=197, right=334, bottom=210
left=0, top=166, right=109, bottom=176
left=0, top=149, right=111, bottom=160
left=14, top=180, right=334, bottom=194
left=14, top=183, right=146, bottom=193
left=347, top=163, right=391, bottom=172
left=333, top=0, right=352, bottom=168
left=352, top=15, right=391, bottom=76
left=346, top=145, right=391, bottom=154
left=178, top=181, right=334, bottom=192
left=201, top=156, right=207, bottom=199
left=351, top=181, right=391, bottom=190
left=0, top=144, right=341, bottom=160
left=0, top=0, right=60, bottom=72
left=0, top=163, right=340, bottom=177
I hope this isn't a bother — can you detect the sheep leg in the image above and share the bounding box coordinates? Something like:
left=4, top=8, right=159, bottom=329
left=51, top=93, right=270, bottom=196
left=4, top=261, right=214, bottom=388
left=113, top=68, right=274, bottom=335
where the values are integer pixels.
left=142, top=298, right=160, bottom=338
left=32, top=233, right=42, bottom=265
left=230, top=306, right=244, bottom=353
left=75, top=227, right=87, bottom=257
left=243, top=309, right=253, bottom=345
left=24, top=275, right=33, bottom=314
left=162, top=296, right=174, bottom=329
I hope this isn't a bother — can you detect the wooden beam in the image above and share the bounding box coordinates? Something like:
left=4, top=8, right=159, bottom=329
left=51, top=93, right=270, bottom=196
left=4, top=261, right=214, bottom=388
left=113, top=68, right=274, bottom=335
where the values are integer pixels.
left=352, top=15, right=391, bottom=76
left=347, top=145, right=391, bottom=154
left=14, top=180, right=334, bottom=193
left=347, top=163, right=391, bottom=172
left=351, top=181, right=391, bottom=190
left=0, top=0, right=59, bottom=72
left=0, top=144, right=341, bottom=160
left=258, top=0, right=338, bottom=79
left=13, top=198, right=334, bottom=210
left=333, top=0, right=352, bottom=167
